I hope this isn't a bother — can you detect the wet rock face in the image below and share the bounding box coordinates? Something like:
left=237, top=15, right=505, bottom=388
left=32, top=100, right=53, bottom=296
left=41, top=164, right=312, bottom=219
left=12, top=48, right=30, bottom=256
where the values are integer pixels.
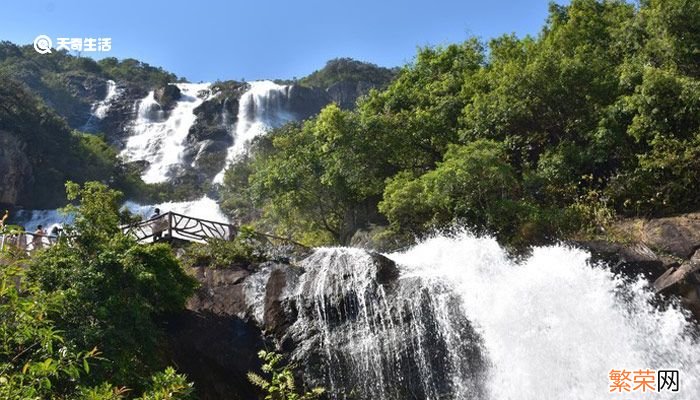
left=263, top=267, right=299, bottom=337
left=100, top=83, right=148, bottom=144
left=165, top=311, right=264, bottom=400
left=286, top=249, right=487, bottom=400
left=170, top=250, right=477, bottom=400
left=154, top=84, right=182, bottom=111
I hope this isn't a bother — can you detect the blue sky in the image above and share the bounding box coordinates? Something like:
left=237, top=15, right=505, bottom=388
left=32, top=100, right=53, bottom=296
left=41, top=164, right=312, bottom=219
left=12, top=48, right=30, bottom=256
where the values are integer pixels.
left=1, top=0, right=562, bottom=82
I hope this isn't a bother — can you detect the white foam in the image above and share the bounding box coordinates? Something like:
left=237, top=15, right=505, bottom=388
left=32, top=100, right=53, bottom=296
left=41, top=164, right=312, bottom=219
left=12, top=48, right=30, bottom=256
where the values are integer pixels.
left=213, top=80, right=293, bottom=183
left=121, top=83, right=212, bottom=183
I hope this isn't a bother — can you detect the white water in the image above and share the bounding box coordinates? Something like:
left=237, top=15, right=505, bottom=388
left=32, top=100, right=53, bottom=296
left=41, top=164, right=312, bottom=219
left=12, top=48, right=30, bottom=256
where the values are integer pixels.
left=123, top=196, right=228, bottom=223
left=213, top=80, right=293, bottom=183
left=92, top=79, right=120, bottom=119
left=289, top=232, right=700, bottom=400
left=81, top=79, right=122, bottom=131
left=389, top=233, right=700, bottom=399
left=12, top=209, right=70, bottom=234
left=121, top=83, right=212, bottom=183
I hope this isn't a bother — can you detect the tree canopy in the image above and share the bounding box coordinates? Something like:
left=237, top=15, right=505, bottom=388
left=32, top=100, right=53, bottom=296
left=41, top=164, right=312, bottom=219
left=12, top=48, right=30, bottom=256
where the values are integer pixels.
left=222, top=0, right=700, bottom=246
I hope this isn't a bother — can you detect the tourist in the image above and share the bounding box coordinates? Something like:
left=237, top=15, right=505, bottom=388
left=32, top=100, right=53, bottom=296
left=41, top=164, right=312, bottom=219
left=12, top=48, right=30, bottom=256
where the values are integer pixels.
left=32, top=225, right=46, bottom=250
left=151, top=208, right=164, bottom=242
left=0, top=210, right=8, bottom=231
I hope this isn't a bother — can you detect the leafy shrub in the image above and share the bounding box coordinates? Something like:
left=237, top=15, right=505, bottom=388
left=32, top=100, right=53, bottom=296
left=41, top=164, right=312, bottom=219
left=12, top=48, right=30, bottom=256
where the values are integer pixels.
left=247, top=351, right=324, bottom=400
left=181, top=227, right=266, bottom=269
left=0, top=260, right=97, bottom=399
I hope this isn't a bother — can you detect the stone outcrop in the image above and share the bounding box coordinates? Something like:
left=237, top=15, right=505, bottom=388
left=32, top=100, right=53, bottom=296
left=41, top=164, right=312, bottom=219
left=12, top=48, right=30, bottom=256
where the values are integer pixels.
left=325, top=80, right=376, bottom=109
left=640, top=215, right=700, bottom=258
left=287, top=80, right=384, bottom=120
left=154, top=84, right=182, bottom=111
left=167, top=251, right=402, bottom=399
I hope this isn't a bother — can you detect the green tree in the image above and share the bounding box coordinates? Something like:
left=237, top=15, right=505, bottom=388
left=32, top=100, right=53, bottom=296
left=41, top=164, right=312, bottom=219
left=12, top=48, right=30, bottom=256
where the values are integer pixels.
left=380, top=140, right=530, bottom=240
left=28, top=182, right=197, bottom=390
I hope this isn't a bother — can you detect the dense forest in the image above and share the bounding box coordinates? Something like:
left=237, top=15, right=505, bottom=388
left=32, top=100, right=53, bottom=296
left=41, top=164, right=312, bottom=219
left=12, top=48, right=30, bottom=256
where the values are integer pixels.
left=221, top=0, right=700, bottom=246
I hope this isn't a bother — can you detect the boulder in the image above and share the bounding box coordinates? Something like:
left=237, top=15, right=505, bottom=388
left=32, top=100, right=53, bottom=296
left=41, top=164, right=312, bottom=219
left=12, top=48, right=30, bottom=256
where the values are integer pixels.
left=372, top=252, right=400, bottom=284
left=576, top=240, right=667, bottom=281
left=641, top=214, right=700, bottom=258
left=654, top=249, right=700, bottom=294
left=154, top=84, right=182, bottom=111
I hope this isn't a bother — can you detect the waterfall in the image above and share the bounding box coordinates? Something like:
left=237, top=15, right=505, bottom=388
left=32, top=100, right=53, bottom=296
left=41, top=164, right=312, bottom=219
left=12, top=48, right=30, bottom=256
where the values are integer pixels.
left=12, top=209, right=70, bottom=234
left=290, top=248, right=486, bottom=400
left=122, top=196, right=228, bottom=223
left=121, top=83, right=212, bottom=184
left=213, top=81, right=293, bottom=183
left=287, top=232, right=700, bottom=400
left=82, top=79, right=121, bottom=131
left=93, top=79, right=120, bottom=119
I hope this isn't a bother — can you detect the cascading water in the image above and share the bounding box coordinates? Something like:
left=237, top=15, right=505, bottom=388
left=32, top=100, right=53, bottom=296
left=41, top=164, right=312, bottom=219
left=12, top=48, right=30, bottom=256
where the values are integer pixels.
left=82, top=79, right=121, bottom=131
left=93, top=79, right=120, bottom=119
left=290, top=248, right=487, bottom=400
left=286, top=232, right=700, bottom=400
left=213, top=80, right=293, bottom=183
left=121, top=83, right=212, bottom=184
left=123, top=196, right=228, bottom=223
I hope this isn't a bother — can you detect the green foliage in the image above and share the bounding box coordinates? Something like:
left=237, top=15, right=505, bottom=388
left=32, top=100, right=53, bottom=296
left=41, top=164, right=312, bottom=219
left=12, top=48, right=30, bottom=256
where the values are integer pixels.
left=98, top=58, right=179, bottom=90
left=78, top=368, right=194, bottom=400
left=247, top=351, right=324, bottom=400
left=28, top=182, right=198, bottom=390
left=222, top=0, right=700, bottom=246
left=1, top=258, right=194, bottom=400
left=181, top=228, right=266, bottom=269
left=0, top=260, right=97, bottom=399
left=379, top=140, right=562, bottom=242
left=226, top=105, right=393, bottom=245
left=299, top=58, right=396, bottom=89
